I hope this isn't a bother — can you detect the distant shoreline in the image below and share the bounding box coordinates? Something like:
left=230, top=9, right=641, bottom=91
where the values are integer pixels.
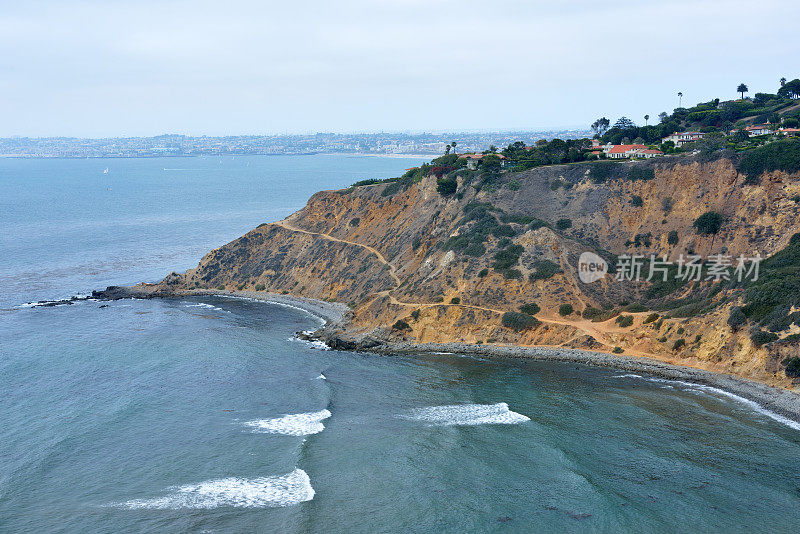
left=0, top=152, right=439, bottom=160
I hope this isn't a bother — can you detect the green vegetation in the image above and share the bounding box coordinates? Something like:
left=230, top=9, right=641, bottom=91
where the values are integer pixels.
left=436, top=175, right=458, bottom=196
left=740, top=233, right=800, bottom=331
left=478, top=268, right=489, bottom=278
left=750, top=329, right=778, bottom=347
left=673, top=338, right=686, bottom=350
left=450, top=297, right=461, bottom=304
left=738, top=139, right=800, bottom=184
left=529, top=260, right=562, bottom=281
left=643, top=313, right=660, bottom=324
left=784, top=356, right=800, bottom=378
left=519, top=302, right=540, bottom=316
left=493, top=244, right=524, bottom=270
left=556, top=218, right=572, bottom=230
left=615, top=315, right=634, bottom=328
left=559, top=303, right=573, bottom=316
left=693, top=211, right=723, bottom=235
left=254, top=283, right=265, bottom=291
left=411, top=309, right=420, bottom=320
left=667, top=230, right=679, bottom=246
left=612, top=346, right=624, bottom=354
left=630, top=195, right=643, bottom=207
left=589, top=161, right=621, bottom=183
left=627, top=167, right=655, bottom=181
left=727, top=307, right=747, bottom=330
left=502, top=311, right=540, bottom=331
left=392, top=319, right=411, bottom=331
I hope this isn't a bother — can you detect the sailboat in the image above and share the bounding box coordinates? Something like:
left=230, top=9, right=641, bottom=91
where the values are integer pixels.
left=103, top=167, right=109, bottom=174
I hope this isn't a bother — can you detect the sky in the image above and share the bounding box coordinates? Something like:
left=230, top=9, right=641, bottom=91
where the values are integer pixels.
left=1, top=0, right=798, bottom=137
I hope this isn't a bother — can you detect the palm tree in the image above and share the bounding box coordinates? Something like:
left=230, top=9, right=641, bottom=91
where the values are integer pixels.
left=678, top=92, right=683, bottom=108
left=450, top=141, right=457, bottom=154
left=644, top=114, right=650, bottom=126
left=781, top=77, right=787, bottom=87
left=737, top=83, right=749, bottom=99
left=445, top=144, right=451, bottom=155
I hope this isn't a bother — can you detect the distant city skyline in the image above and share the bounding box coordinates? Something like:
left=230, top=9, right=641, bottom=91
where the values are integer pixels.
left=1, top=0, right=798, bottom=137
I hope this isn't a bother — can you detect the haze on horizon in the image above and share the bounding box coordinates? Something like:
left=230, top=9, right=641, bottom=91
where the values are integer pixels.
left=2, top=0, right=798, bottom=138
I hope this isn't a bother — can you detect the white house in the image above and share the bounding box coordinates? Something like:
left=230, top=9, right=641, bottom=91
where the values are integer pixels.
left=661, top=131, right=706, bottom=147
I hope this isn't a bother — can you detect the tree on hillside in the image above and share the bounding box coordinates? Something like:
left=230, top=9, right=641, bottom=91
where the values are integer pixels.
left=644, top=114, right=650, bottom=125
left=678, top=92, right=683, bottom=108
left=778, top=79, right=800, bottom=100
left=658, top=112, right=669, bottom=123
left=781, top=77, right=787, bottom=87
left=445, top=144, right=451, bottom=155
left=694, top=211, right=723, bottom=235
left=613, top=116, right=636, bottom=131
left=737, top=83, right=749, bottom=99
left=450, top=141, right=457, bottom=154
left=591, top=117, right=610, bottom=137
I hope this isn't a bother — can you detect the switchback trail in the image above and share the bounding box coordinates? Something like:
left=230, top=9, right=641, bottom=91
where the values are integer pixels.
left=271, top=219, right=658, bottom=356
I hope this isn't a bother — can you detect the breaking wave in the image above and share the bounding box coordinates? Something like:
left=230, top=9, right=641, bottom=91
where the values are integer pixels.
left=115, top=469, right=314, bottom=509
left=243, top=409, right=332, bottom=436
left=403, top=402, right=530, bottom=426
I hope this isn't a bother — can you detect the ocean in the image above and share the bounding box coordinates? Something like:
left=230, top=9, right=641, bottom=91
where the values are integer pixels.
left=1, top=155, right=799, bottom=533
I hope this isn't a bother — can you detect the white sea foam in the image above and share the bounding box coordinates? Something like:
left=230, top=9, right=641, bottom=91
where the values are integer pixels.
left=243, top=409, right=332, bottom=436
left=183, top=302, right=226, bottom=312
left=288, top=331, right=330, bottom=350
left=631, top=376, right=800, bottom=431
left=116, top=469, right=314, bottom=509
left=403, top=402, right=530, bottom=426
left=613, top=373, right=643, bottom=379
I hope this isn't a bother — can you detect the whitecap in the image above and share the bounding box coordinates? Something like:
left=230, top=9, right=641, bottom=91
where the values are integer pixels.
left=638, top=377, right=800, bottom=431
left=403, top=402, right=530, bottom=426
left=288, top=332, right=330, bottom=350
left=613, top=373, right=642, bottom=379
left=243, top=409, right=332, bottom=436
left=115, top=469, right=314, bottom=509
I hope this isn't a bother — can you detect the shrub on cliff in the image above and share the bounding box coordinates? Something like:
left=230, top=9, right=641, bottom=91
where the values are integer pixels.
left=556, top=218, right=572, bottom=230
left=667, top=230, right=679, bottom=245
left=493, top=245, right=524, bottom=270
left=519, top=302, right=540, bottom=316
left=727, top=306, right=747, bottom=330
left=750, top=328, right=778, bottom=347
left=589, top=161, right=621, bottom=183
left=615, top=315, right=634, bottom=327
left=693, top=211, right=723, bottom=235
left=392, top=319, right=411, bottom=331
left=502, top=311, right=540, bottom=331
left=627, top=167, right=655, bottom=181
left=559, top=304, right=574, bottom=316
left=436, top=176, right=458, bottom=196
left=783, top=357, right=800, bottom=378
left=529, top=260, right=562, bottom=281
left=739, top=138, right=800, bottom=184
left=673, top=338, right=686, bottom=350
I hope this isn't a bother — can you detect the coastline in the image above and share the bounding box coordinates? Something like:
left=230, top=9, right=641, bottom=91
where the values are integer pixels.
left=91, top=286, right=800, bottom=426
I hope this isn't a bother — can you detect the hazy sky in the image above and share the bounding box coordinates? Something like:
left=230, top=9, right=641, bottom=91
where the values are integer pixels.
left=2, top=0, right=798, bottom=137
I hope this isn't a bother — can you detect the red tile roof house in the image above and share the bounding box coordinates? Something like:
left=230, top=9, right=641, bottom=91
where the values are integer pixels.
left=745, top=124, right=772, bottom=136
left=778, top=127, right=800, bottom=137
left=606, top=144, right=662, bottom=159
left=458, top=153, right=508, bottom=170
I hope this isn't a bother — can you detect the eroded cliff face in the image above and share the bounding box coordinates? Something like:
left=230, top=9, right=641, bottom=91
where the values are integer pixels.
left=161, top=156, right=800, bottom=388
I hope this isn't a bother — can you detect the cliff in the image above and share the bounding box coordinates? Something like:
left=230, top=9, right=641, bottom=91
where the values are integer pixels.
left=156, top=154, right=800, bottom=389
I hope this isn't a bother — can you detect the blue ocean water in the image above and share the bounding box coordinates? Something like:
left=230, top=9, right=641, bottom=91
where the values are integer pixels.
left=1, top=156, right=800, bottom=533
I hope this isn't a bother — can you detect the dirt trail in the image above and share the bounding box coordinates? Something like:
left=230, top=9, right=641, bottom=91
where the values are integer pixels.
left=271, top=219, right=659, bottom=357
